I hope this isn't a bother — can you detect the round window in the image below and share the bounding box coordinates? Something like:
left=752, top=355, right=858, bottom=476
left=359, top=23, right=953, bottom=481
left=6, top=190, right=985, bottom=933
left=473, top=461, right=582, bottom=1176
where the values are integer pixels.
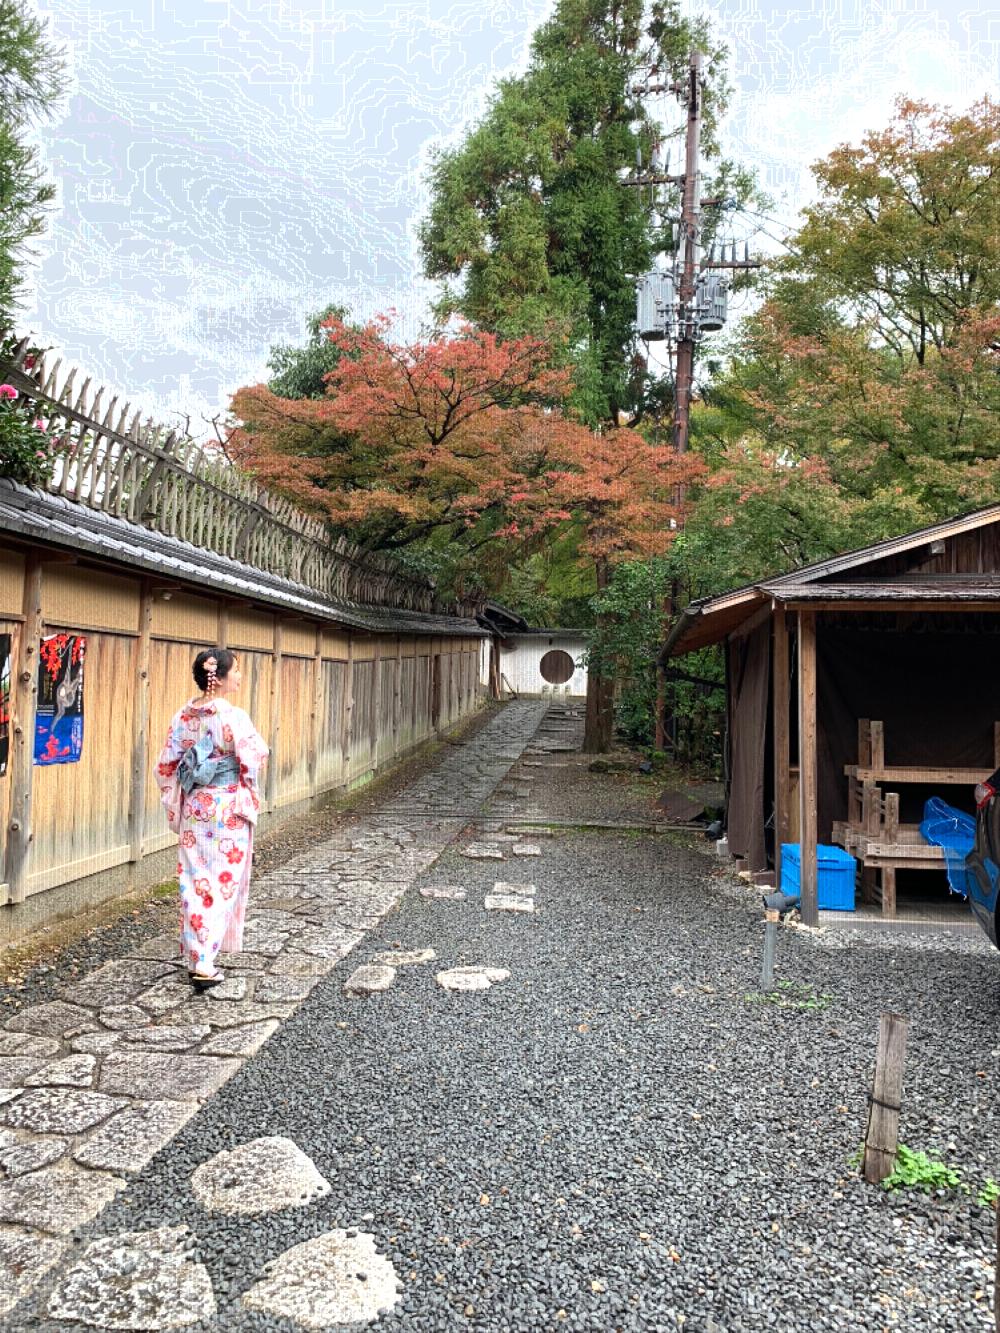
left=539, top=649, right=575, bottom=685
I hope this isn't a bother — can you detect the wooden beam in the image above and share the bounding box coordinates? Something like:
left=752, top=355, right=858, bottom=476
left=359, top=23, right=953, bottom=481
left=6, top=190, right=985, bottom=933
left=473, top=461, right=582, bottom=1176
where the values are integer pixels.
left=391, top=636, right=401, bottom=759
left=343, top=636, right=354, bottom=781
left=308, top=622, right=323, bottom=797
left=797, top=609, right=818, bottom=927
left=217, top=599, right=230, bottom=648
left=370, top=638, right=381, bottom=770
left=773, top=609, right=790, bottom=890
left=782, top=599, right=1000, bottom=614
left=6, top=555, right=44, bottom=903
left=265, top=618, right=283, bottom=812
left=127, top=581, right=154, bottom=863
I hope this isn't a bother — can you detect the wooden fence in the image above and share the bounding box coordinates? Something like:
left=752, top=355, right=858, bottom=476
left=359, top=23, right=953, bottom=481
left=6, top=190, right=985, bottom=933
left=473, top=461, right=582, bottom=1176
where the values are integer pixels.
left=0, top=338, right=476, bottom=616
left=0, top=548, right=482, bottom=921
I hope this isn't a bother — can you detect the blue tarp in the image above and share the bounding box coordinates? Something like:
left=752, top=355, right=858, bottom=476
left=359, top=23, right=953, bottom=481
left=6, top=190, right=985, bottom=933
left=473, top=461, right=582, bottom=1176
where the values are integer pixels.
left=919, top=797, right=975, bottom=899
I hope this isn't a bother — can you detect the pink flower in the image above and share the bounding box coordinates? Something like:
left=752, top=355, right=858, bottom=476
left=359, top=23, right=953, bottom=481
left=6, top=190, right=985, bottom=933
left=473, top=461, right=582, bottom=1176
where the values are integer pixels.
left=0, top=385, right=16, bottom=402
left=33, top=419, right=46, bottom=430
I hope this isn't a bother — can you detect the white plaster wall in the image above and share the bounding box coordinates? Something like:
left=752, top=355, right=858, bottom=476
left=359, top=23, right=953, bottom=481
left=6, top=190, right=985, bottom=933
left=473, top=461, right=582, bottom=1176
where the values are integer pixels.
left=496, top=634, right=588, bottom=697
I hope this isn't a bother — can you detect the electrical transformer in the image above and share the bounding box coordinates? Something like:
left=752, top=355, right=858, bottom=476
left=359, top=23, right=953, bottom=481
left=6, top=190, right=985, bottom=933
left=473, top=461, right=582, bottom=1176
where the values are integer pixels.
left=636, top=271, right=674, bottom=340
left=697, top=273, right=728, bottom=332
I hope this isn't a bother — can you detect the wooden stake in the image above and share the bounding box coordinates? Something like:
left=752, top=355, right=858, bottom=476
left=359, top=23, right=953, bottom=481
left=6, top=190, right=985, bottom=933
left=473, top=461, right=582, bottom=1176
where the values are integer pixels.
left=863, top=1012, right=909, bottom=1185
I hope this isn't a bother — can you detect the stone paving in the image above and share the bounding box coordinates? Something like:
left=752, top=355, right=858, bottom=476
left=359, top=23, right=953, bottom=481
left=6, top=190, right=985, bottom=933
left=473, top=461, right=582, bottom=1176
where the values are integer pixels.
left=0, top=699, right=549, bottom=1320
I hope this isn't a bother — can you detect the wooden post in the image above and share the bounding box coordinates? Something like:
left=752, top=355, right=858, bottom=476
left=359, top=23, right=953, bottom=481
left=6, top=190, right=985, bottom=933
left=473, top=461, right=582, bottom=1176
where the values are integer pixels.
left=881, top=866, right=897, bottom=918
left=798, top=609, right=819, bottom=927
left=773, top=609, right=790, bottom=891
left=266, top=618, right=283, bottom=813
left=343, top=636, right=355, bottom=781
left=308, top=623, right=323, bottom=797
left=863, top=1012, right=909, bottom=1184
left=370, top=638, right=381, bottom=771
left=6, top=555, right=44, bottom=904
left=217, top=599, right=229, bottom=649
left=127, top=581, right=154, bottom=864
left=392, top=636, right=401, bottom=759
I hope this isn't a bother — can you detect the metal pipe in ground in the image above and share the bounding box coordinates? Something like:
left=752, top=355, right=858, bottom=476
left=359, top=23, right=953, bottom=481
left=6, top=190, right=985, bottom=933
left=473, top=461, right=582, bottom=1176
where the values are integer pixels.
left=760, top=909, right=779, bottom=989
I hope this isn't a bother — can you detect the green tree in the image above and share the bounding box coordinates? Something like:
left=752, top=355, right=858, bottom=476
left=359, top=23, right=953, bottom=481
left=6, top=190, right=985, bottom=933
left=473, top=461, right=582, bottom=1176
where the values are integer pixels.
left=0, top=0, right=65, bottom=325
left=266, top=303, right=353, bottom=400
left=419, top=0, right=755, bottom=428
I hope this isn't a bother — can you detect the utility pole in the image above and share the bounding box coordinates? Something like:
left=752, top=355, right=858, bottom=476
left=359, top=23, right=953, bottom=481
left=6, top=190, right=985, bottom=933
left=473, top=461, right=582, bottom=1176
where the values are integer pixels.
left=673, top=48, right=702, bottom=456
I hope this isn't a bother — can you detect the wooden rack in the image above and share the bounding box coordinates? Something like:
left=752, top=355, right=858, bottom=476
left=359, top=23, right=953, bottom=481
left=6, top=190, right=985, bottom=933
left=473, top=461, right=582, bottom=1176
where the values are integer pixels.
left=832, top=719, right=996, bottom=917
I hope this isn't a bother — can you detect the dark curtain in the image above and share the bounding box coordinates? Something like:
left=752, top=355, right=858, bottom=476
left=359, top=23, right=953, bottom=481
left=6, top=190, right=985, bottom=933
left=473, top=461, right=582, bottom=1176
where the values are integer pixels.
left=726, top=618, right=770, bottom=871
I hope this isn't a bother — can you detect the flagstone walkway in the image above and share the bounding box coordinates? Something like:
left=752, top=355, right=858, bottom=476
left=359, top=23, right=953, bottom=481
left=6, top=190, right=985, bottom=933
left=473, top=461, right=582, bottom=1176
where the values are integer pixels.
left=0, top=699, right=551, bottom=1322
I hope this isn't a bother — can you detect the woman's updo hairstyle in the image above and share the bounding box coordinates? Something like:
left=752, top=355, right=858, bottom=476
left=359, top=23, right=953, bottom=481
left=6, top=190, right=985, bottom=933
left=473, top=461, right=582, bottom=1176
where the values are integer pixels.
left=193, top=648, right=236, bottom=694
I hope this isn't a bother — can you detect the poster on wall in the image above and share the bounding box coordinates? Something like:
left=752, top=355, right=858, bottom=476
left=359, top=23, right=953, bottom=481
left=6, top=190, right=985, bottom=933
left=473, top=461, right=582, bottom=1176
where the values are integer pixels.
left=34, top=633, right=86, bottom=766
left=0, top=633, right=10, bottom=777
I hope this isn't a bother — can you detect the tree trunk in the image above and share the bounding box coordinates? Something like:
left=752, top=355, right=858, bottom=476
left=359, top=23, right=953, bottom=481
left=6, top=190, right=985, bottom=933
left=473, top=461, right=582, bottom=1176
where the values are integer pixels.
left=582, top=558, right=613, bottom=754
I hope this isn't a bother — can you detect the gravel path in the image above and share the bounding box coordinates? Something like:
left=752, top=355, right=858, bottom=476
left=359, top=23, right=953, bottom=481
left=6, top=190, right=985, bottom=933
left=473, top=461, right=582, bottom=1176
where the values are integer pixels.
left=5, top=704, right=1000, bottom=1331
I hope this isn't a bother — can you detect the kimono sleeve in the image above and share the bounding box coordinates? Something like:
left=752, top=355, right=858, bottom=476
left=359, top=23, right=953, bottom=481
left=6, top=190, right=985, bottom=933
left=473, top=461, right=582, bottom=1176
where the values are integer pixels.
left=231, top=707, right=269, bottom=821
left=155, top=714, right=186, bottom=834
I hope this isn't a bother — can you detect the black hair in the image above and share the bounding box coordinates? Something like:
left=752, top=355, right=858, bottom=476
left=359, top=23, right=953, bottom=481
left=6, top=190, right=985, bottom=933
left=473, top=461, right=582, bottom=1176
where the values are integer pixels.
left=193, top=648, right=237, bottom=691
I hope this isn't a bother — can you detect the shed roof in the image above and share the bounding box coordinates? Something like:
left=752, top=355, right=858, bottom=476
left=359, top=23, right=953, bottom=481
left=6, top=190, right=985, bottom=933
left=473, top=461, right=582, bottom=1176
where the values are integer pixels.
left=0, top=480, right=485, bottom=638
left=664, top=503, right=1000, bottom=657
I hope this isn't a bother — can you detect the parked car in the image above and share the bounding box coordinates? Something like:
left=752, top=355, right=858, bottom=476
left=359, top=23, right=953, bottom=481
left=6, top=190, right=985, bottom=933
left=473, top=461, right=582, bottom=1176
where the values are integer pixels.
left=965, top=767, right=1000, bottom=948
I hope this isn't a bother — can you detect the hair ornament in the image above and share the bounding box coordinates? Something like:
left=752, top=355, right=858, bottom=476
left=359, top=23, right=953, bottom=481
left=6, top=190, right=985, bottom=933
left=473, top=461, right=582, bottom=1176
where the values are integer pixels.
left=204, top=655, right=219, bottom=696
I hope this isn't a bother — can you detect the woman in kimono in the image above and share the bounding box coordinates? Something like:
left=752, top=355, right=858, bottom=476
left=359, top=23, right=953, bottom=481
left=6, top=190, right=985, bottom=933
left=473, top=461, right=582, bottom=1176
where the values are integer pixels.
left=156, top=649, right=269, bottom=991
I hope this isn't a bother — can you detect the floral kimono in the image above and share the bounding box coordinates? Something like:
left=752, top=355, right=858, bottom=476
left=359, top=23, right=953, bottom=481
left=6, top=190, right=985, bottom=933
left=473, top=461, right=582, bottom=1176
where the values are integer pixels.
left=156, top=697, right=269, bottom=972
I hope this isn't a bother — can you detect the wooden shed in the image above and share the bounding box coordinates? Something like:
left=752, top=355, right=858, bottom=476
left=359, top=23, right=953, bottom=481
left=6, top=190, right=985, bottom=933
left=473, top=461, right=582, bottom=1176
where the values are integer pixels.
left=664, top=506, right=1000, bottom=925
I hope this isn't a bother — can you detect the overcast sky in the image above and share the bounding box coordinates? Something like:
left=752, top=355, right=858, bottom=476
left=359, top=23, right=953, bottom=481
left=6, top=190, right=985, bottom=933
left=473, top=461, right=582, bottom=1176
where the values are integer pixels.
left=23, top=0, right=999, bottom=424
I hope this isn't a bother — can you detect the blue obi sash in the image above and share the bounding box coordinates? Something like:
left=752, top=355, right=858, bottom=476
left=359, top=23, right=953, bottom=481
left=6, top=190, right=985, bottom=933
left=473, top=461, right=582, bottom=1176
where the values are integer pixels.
left=177, top=734, right=241, bottom=795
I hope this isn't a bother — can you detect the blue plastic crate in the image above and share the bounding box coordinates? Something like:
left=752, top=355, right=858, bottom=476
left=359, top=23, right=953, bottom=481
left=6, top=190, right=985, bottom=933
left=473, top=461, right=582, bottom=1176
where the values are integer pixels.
left=781, top=843, right=856, bottom=911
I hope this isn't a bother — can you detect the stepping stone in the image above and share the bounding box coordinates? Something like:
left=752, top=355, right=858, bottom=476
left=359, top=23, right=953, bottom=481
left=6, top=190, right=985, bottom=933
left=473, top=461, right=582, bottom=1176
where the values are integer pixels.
left=0, top=1133, right=67, bottom=1178
left=419, top=884, right=467, bottom=901
left=369, top=949, right=436, bottom=967
left=25, top=1054, right=96, bottom=1087
left=99, top=1005, right=154, bottom=1031
left=253, top=974, right=321, bottom=1004
left=4, top=1089, right=127, bottom=1134
left=74, top=1100, right=197, bottom=1174
left=511, top=843, right=542, bottom=857
left=119, top=1026, right=212, bottom=1052
left=203, top=975, right=248, bottom=1002
left=241, top=1228, right=401, bottom=1328
left=71, top=1032, right=121, bottom=1056
left=493, top=881, right=537, bottom=897
left=47, top=1224, right=216, bottom=1329
left=0, top=1057, right=49, bottom=1086
left=484, top=895, right=535, bottom=914
left=0, top=1163, right=123, bottom=1234
left=58, top=960, right=173, bottom=1009
left=435, top=967, right=510, bottom=992
left=200, top=1020, right=278, bottom=1057
left=344, top=965, right=395, bottom=997
left=0, top=1034, right=60, bottom=1059
left=269, top=952, right=334, bottom=979
left=217, top=952, right=270, bottom=972
left=5, top=1002, right=96, bottom=1039
left=191, top=1137, right=330, bottom=1215
left=179, top=999, right=292, bottom=1028
left=0, top=1227, right=67, bottom=1318
left=134, top=976, right=190, bottom=1018
left=461, top=844, right=504, bottom=860
left=99, top=1051, right=240, bottom=1103
left=298, top=925, right=365, bottom=961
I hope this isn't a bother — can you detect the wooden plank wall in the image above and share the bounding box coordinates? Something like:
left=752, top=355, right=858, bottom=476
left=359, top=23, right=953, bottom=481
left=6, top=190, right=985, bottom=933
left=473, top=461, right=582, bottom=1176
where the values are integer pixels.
left=0, top=544, right=485, bottom=911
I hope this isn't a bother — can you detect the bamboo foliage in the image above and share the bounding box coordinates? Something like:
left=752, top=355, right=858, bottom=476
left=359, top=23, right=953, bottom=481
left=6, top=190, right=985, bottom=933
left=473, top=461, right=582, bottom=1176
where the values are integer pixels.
left=0, top=341, right=478, bottom=616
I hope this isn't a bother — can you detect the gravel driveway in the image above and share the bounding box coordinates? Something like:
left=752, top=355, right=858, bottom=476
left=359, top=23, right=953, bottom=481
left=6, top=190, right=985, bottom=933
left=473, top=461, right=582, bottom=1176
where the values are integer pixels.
left=5, top=704, right=999, bottom=1331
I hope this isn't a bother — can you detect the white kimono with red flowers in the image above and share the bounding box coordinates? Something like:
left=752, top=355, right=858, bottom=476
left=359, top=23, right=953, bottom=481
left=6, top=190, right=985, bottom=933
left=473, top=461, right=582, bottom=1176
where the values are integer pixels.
left=156, top=698, right=269, bottom=972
